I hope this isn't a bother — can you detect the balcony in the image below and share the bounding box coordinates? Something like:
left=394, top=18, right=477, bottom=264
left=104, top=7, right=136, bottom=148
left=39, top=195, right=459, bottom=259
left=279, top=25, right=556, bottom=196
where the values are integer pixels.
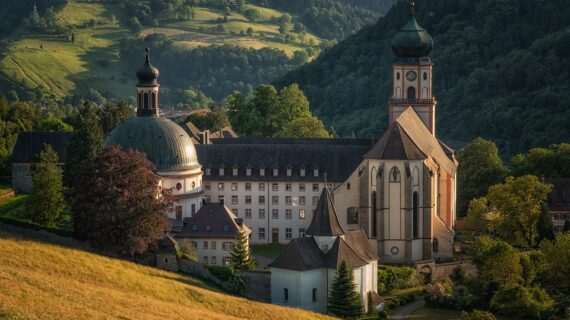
left=390, top=97, right=437, bottom=105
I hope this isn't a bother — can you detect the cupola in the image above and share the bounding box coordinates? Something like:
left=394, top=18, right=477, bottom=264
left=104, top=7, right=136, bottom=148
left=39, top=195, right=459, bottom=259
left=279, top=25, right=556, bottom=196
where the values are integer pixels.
left=391, top=1, right=433, bottom=58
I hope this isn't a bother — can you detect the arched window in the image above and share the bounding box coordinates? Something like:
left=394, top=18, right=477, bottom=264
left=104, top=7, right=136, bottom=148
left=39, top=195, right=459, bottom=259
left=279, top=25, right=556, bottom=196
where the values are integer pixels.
left=144, top=92, right=149, bottom=109
left=423, top=72, right=427, bottom=80
left=152, top=92, right=156, bottom=108
left=137, top=93, right=142, bottom=109
left=396, top=72, right=400, bottom=80
left=407, top=87, right=416, bottom=100
left=389, top=167, right=401, bottom=183
left=412, top=167, right=420, bottom=186
left=283, top=288, right=289, bottom=302
left=413, top=192, right=419, bottom=239
left=371, top=167, right=377, bottom=187
left=312, top=288, right=317, bottom=302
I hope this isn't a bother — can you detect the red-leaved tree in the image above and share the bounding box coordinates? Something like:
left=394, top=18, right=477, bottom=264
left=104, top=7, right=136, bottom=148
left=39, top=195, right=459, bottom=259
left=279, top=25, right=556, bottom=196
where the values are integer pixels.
left=71, top=145, right=171, bottom=255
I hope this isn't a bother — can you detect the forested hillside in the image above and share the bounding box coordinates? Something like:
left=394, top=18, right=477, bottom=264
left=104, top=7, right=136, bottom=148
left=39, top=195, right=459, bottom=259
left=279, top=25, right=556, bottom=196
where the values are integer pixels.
left=278, top=0, right=570, bottom=154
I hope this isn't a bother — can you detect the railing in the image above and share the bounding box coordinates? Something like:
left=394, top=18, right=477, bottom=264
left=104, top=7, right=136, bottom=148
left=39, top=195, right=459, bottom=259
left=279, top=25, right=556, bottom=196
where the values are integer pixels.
left=390, top=98, right=436, bottom=104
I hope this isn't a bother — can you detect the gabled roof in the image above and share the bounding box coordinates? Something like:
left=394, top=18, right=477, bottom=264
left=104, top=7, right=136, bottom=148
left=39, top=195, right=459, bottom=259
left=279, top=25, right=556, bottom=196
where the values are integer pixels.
left=176, top=203, right=248, bottom=239
left=270, top=230, right=377, bottom=271
left=366, top=108, right=457, bottom=173
left=324, top=237, right=368, bottom=269
left=269, top=237, right=324, bottom=271
left=306, top=188, right=345, bottom=236
left=365, top=122, right=426, bottom=160
left=11, top=132, right=72, bottom=163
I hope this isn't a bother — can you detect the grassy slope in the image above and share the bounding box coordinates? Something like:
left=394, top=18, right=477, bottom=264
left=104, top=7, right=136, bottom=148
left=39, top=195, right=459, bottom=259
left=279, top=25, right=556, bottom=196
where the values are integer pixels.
left=0, top=230, right=333, bottom=320
left=0, top=1, right=321, bottom=99
left=0, top=1, right=134, bottom=98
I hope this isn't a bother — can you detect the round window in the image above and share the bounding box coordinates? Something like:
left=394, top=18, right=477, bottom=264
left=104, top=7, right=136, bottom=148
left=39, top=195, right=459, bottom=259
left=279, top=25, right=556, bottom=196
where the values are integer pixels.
left=390, top=246, right=400, bottom=255
left=176, top=183, right=183, bottom=191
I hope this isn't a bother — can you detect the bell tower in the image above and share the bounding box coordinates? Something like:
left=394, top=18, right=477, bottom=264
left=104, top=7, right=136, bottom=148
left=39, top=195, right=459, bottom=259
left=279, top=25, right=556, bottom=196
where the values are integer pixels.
left=136, top=48, right=160, bottom=117
left=389, top=1, right=437, bottom=135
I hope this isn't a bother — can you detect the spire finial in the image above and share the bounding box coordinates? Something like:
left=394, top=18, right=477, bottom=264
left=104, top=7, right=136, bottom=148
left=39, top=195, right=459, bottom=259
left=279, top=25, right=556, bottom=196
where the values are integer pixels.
left=144, top=48, right=150, bottom=65
left=409, top=0, right=416, bottom=17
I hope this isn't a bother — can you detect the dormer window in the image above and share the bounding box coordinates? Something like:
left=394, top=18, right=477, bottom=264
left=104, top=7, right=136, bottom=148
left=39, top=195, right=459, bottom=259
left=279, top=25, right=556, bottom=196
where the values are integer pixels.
left=260, top=168, right=265, bottom=176
left=191, top=225, right=198, bottom=231
left=287, top=168, right=292, bottom=177
left=246, top=168, right=252, bottom=176
left=233, top=168, right=238, bottom=176
left=219, top=168, right=225, bottom=176
left=223, top=225, right=229, bottom=232
left=300, top=168, right=306, bottom=177
left=206, top=225, right=212, bottom=232
left=273, top=168, right=279, bottom=176
left=313, top=169, right=319, bottom=177
left=205, top=168, right=211, bottom=176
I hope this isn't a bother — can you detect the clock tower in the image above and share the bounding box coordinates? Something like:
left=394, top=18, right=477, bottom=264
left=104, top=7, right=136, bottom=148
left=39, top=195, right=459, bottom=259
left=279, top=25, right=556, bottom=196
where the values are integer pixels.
left=389, top=1, right=436, bottom=134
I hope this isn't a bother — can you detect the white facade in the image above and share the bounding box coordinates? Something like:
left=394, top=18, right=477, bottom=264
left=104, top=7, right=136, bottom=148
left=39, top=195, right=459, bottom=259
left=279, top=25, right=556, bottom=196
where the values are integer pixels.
left=202, top=179, right=338, bottom=244
left=161, top=169, right=204, bottom=222
left=271, top=261, right=378, bottom=313
left=179, top=238, right=241, bottom=267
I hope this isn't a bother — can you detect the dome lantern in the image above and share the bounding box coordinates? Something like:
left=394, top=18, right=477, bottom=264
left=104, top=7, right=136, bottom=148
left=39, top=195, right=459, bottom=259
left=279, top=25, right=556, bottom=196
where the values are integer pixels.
left=136, top=48, right=160, bottom=87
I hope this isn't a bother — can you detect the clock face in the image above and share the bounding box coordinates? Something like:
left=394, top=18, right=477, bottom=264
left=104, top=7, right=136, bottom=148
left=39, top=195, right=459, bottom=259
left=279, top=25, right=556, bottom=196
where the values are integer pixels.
left=406, top=71, right=417, bottom=81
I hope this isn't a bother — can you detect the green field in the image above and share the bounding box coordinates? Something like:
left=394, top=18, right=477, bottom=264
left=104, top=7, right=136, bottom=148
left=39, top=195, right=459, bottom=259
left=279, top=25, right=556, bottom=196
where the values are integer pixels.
left=0, top=1, right=321, bottom=99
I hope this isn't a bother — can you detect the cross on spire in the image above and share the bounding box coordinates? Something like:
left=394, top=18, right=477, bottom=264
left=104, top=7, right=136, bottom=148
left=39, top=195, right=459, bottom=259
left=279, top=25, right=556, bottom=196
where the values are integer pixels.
left=144, top=48, right=151, bottom=66
left=409, top=0, right=416, bottom=17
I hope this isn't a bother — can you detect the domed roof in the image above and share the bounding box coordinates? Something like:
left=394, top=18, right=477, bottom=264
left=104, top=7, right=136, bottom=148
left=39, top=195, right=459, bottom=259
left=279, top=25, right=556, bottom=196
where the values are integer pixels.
left=391, top=3, right=433, bottom=58
left=105, top=116, right=201, bottom=173
left=136, top=48, right=160, bottom=86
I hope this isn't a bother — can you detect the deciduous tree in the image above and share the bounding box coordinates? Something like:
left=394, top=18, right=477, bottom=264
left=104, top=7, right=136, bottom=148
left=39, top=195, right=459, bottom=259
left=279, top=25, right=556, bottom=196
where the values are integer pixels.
left=71, top=146, right=170, bottom=255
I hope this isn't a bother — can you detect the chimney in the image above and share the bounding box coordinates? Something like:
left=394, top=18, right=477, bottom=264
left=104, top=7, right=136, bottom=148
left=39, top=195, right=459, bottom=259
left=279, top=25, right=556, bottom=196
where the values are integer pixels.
left=199, top=130, right=211, bottom=144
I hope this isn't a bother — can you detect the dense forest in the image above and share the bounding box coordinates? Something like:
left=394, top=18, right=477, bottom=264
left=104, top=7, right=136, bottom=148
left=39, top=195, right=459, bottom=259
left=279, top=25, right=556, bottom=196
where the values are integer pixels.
left=250, top=0, right=392, bottom=40
left=278, top=0, right=570, bottom=155
left=119, top=34, right=306, bottom=103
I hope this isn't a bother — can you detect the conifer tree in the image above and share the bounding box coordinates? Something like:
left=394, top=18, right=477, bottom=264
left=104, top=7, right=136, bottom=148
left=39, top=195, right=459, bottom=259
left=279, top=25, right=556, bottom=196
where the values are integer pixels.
left=328, top=260, right=363, bottom=319
left=28, top=144, right=66, bottom=228
left=230, top=230, right=254, bottom=271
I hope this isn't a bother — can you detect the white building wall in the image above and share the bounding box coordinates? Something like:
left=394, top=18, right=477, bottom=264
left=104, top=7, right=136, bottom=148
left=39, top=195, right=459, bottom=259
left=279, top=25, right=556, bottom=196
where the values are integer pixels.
left=178, top=237, right=240, bottom=267
left=203, top=179, right=336, bottom=244
left=271, top=268, right=328, bottom=313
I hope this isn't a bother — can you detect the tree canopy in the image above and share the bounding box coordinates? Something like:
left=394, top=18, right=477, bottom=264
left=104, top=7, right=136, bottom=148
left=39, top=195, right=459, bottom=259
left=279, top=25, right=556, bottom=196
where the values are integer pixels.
left=71, top=146, right=170, bottom=255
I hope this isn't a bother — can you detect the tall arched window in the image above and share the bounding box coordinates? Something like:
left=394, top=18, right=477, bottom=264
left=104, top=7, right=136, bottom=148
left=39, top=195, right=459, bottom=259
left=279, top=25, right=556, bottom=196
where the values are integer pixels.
left=413, top=192, right=419, bottom=239
left=137, top=93, right=142, bottom=109
left=151, top=92, right=156, bottom=108
left=407, top=87, right=416, bottom=100
left=412, top=167, right=420, bottom=186
left=371, top=167, right=377, bottom=187
left=423, top=72, right=427, bottom=80
left=396, top=72, right=401, bottom=80
left=143, top=92, right=149, bottom=109
left=389, top=167, right=401, bottom=183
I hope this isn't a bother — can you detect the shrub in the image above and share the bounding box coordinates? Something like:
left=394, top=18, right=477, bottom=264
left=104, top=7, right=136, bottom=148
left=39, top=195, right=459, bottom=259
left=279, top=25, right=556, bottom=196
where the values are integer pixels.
left=490, top=285, right=554, bottom=319
left=377, top=266, right=421, bottom=294
left=460, top=310, right=496, bottom=320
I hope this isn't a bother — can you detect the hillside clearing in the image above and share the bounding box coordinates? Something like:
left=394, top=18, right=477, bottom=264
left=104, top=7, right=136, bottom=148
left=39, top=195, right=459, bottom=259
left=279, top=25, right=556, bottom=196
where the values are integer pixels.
left=0, top=229, right=333, bottom=320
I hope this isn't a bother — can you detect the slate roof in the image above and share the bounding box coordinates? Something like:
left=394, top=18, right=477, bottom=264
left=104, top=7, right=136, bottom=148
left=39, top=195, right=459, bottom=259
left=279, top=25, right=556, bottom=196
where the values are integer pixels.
left=270, top=230, right=378, bottom=271
left=156, top=234, right=178, bottom=254
left=176, top=203, right=249, bottom=239
left=11, top=132, right=72, bottom=163
left=366, top=108, right=457, bottom=173
left=196, top=138, right=373, bottom=182
left=306, top=188, right=345, bottom=236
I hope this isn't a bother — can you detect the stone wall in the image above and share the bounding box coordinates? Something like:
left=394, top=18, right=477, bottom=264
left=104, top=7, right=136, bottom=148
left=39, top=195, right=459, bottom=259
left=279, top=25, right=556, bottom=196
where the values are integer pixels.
left=415, top=259, right=477, bottom=282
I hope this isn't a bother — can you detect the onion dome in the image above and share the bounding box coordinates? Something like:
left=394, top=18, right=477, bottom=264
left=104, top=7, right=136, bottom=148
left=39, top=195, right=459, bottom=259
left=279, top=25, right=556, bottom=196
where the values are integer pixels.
left=391, top=1, right=433, bottom=58
left=136, top=48, right=160, bottom=86
left=105, top=117, right=201, bottom=173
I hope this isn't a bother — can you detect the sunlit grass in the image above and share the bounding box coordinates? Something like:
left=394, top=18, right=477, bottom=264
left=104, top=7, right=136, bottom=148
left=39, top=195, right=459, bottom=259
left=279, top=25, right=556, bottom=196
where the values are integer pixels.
left=0, top=231, right=334, bottom=320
